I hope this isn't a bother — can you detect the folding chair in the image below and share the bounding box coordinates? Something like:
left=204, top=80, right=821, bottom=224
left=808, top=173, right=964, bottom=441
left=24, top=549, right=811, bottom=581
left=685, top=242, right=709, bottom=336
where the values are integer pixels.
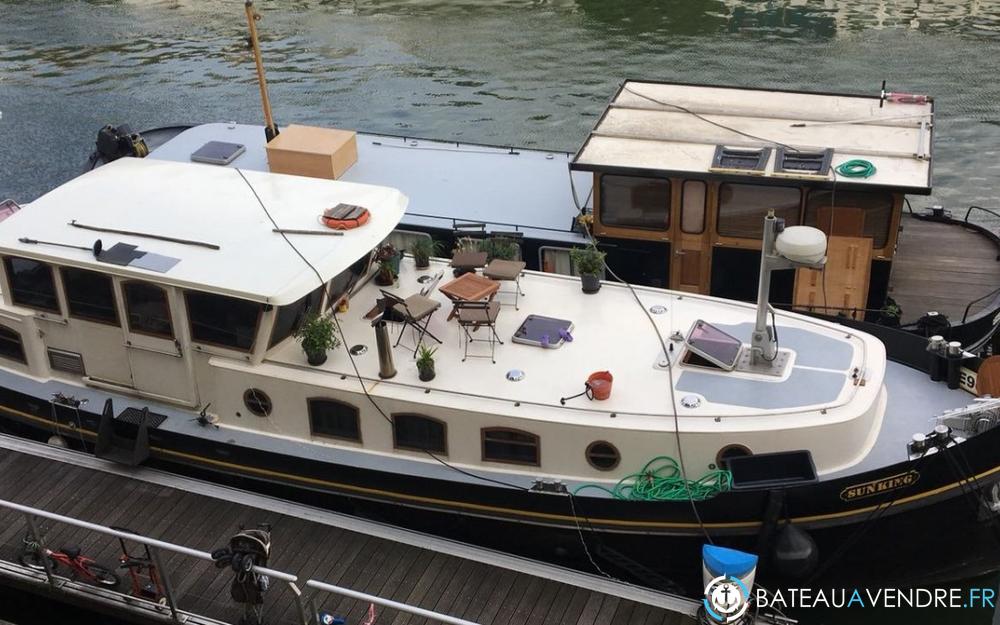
left=379, top=290, right=442, bottom=357
left=454, top=300, right=503, bottom=363
left=483, top=259, right=526, bottom=309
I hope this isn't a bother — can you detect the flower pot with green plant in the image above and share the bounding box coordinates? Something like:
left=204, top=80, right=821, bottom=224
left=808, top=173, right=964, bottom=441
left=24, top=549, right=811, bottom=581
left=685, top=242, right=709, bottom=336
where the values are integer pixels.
left=569, top=244, right=606, bottom=294
left=480, top=236, right=518, bottom=262
left=374, top=243, right=399, bottom=286
left=295, top=313, right=340, bottom=366
left=411, top=238, right=441, bottom=269
left=416, top=344, right=437, bottom=381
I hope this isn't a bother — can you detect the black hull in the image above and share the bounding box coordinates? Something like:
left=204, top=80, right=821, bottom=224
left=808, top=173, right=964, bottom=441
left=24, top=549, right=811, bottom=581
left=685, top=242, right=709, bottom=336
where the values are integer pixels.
left=3, top=384, right=1000, bottom=598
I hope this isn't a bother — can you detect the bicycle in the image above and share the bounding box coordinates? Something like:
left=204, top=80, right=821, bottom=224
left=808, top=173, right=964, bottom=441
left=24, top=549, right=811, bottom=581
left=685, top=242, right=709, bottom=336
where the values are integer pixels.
left=18, top=531, right=121, bottom=589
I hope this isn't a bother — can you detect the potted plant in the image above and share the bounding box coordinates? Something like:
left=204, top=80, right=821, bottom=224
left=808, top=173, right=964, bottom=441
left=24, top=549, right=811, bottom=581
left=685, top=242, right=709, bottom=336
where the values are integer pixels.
left=411, top=238, right=440, bottom=269
left=374, top=243, right=399, bottom=286
left=570, top=244, right=606, bottom=294
left=295, top=313, right=340, bottom=366
left=416, top=344, right=437, bottom=381
left=480, top=236, right=518, bottom=262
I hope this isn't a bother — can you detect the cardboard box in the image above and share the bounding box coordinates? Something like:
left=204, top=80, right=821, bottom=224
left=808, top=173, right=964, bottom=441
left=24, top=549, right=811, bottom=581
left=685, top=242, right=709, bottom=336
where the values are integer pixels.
left=265, top=124, right=358, bottom=179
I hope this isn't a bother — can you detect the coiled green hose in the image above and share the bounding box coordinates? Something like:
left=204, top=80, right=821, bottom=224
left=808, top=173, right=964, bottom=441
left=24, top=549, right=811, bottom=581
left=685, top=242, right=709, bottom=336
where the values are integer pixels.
left=574, top=456, right=732, bottom=501
left=835, top=159, right=876, bottom=178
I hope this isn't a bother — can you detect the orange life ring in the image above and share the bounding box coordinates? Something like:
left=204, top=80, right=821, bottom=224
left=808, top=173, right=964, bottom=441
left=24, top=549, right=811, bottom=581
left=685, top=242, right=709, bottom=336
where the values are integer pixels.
left=322, top=203, right=371, bottom=230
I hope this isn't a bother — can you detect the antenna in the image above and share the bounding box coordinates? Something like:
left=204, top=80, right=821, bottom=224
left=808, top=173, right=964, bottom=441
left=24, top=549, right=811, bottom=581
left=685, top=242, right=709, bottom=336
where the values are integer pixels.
left=244, top=1, right=279, bottom=142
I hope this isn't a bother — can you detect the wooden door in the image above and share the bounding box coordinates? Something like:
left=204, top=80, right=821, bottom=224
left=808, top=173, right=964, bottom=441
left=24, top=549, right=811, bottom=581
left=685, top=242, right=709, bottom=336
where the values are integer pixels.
left=669, top=180, right=712, bottom=294
left=794, top=236, right=872, bottom=319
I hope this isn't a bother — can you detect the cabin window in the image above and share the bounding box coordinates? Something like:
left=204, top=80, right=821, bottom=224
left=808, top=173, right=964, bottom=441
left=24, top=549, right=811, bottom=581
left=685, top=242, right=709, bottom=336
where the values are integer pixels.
left=185, top=291, right=263, bottom=351
left=681, top=180, right=707, bottom=234
left=60, top=267, right=118, bottom=325
left=804, top=190, right=894, bottom=248
left=717, top=184, right=801, bottom=239
left=326, top=254, right=370, bottom=310
left=243, top=388, right=272, bottom=417
left=123, top=282, right=174, bottom=338
left=270, top=286, right=324, bottom=348
left=585, top=441, right=620, bottom=471
left=0, top=326, right=26, bottom=363
left=599, top=175, right=671, bottom=230
left=482, top=428, right=539, bottom=466
left=4, top=257, right=60, bottom=313
left=393, top=413, right=446, bottom=454
left=308, top=398, right=360, bottom=442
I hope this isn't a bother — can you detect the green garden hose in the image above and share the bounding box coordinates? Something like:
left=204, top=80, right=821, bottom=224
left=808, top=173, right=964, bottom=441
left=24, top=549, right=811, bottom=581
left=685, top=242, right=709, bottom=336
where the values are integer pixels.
left=574, top=455, right=732, bottom=501
left=835, top=159, right=877, bottom=178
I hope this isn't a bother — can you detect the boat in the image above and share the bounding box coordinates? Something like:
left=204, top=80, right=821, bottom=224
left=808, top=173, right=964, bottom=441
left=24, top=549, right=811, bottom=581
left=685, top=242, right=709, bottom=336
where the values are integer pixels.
left=0, top=155, right=998, bottom=597
left=83, top=80, right=1000, bottom=354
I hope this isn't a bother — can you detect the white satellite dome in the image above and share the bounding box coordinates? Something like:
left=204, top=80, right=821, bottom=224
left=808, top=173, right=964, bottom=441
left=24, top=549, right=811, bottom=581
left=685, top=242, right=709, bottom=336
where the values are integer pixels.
left=774, top=226, right=827, bottom=264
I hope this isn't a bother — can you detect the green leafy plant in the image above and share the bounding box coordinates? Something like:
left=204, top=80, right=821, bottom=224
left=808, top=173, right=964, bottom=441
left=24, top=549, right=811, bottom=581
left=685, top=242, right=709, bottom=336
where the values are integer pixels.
left=411, top=238, right=441, bottom=267
left=295, top=313, right=340, bottom=357
left=480, top=236, right=519, bottom=261
left=569, top=244, right=606, bottom=276
left=416, top=344, right=437, bottom=369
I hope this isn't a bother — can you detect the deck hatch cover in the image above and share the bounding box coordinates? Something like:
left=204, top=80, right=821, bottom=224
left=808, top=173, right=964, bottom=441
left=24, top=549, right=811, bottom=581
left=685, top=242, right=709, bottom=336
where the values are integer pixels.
left=776, top=147, right=833, bottom=176
left=710, top=146, right=771, bottom=172
left=116, top=406, right=168, bottom=429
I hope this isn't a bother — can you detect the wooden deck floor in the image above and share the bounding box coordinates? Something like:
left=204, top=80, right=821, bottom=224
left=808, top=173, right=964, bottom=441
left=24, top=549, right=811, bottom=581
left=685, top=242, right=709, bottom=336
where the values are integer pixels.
left=891, top=214, right=1000, bottom=323
left=0, top=440, right=696, bottom=625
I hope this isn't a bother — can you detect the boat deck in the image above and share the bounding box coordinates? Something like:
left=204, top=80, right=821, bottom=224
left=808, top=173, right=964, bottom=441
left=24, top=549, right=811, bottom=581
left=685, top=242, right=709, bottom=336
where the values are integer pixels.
left=0, top=435, right=696, bottom=625
left=892, top=214, right=1000, bottom=323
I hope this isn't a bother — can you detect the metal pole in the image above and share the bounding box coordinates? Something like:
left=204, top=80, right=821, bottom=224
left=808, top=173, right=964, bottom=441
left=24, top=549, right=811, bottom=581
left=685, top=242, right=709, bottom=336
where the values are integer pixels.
left=751, top=212, right=778, bottom=364
left=286, top=581, right=312, bottom=625
left=306, top=579, right=482, bottom=625
left=24, top=514, right=56, bottom=587
left=148, top=546, right=181, bottom=623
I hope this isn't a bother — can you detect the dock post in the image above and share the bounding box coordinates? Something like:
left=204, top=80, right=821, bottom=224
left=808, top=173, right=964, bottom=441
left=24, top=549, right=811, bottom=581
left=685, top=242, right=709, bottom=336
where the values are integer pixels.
left=23, top=514, right=56, bottom=588
left=148, top=545, right=181, bottom=622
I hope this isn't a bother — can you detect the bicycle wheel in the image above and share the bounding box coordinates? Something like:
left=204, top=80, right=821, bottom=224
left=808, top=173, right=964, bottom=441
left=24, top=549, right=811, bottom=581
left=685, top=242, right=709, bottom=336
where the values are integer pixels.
left=17, top=550, right=51, bottom=571
left=83, top=563, right=121, bottom=588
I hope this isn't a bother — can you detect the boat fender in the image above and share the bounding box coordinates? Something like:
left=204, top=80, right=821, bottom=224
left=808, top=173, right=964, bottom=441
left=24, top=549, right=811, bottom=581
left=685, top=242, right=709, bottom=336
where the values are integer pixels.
left=771, top=523, right=818, bottom=579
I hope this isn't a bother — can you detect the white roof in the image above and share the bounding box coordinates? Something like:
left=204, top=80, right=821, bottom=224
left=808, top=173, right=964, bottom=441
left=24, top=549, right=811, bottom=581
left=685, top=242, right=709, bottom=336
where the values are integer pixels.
left=573, top=81, right=934, bottom=193
left=2, top=158, right=407, bottom=305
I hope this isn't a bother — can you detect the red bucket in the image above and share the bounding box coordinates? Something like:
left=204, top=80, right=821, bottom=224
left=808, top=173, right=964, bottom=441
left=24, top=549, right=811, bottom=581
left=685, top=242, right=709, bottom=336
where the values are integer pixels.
left=586, top=371, right=614, bottom=401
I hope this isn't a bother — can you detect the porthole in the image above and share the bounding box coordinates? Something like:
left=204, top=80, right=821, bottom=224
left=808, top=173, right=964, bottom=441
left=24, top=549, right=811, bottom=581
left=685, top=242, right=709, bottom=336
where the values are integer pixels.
left=716, top=444, right=751, bottom=468
left=243, top=388, right=272, bottom=417
left=586, top=441, right=620, bottom=471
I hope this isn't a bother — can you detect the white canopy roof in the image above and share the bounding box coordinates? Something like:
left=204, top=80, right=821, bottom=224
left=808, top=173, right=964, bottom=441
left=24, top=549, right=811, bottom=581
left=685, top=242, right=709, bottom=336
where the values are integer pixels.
left=0, top=158, right=407, bottom=305
left=573, top=81, right=934, bottom=193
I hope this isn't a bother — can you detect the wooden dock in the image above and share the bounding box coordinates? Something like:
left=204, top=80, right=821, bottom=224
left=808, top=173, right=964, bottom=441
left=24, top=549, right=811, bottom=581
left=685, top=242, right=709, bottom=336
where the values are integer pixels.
left=892, top=214, right=1000, bottom=323
left=0, top=434, right=698, bottom=625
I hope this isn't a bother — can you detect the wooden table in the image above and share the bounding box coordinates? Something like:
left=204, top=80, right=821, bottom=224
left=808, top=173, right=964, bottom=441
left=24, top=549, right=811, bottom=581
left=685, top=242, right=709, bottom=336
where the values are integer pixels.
left=438, top=272, right=499, bottom=319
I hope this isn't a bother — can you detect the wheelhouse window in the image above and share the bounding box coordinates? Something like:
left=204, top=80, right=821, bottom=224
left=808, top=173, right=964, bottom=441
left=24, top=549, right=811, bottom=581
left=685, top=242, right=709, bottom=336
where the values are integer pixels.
left=599, top=175, right=671, bottom=230
left=681, top=180, right=707, bottom=234
left=393, top=413, right=446, bottom=454
left=804, top=190, right=895, bottom=248
left=61, top=267, right=118, bottom=325
left=123, top=281, right=174, bottom=338
left=308, top=398, right=360, bottom=442
left=4, top=256, right=60, bottom=312
left=482, top=428, right=539, bottom=466
left=326, top=254, right=369, bottom=309
left=185, top=291, right=263, bottom=351
left=270, top=286, right=324, bottom=348
left=0, top=326, right=26, bottom=363
left=717, top=183, right=801, bottom=239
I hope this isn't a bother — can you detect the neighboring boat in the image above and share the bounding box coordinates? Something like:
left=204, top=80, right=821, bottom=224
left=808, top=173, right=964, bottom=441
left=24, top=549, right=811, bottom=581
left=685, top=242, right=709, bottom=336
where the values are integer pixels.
left=0, top=156, right=997, bottom=596
left=84, top=81, right=1000, bottom=352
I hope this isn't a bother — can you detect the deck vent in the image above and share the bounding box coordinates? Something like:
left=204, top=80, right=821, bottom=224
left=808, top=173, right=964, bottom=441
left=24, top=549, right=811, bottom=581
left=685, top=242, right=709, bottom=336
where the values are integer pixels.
left=47, top=348, right=85, bottom=376
left=116, top=406, right=168, bottom=429
left=711, top=146, right=771, bottom=173
left=776, top=147, right=833, bottom=177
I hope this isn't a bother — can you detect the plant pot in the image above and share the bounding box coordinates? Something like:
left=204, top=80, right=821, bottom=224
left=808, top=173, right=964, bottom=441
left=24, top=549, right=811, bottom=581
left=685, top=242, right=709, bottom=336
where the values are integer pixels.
left=388, top=252, right=402, bottom=275
left=580, top=273, right=601, bottom=294
left=418, top=363, right=435, bottom=382
left=306, top=349, right=327, bottom=366
left=414, top=254, right=430, bottom=269
left=374, top=269, right=395, bottom=286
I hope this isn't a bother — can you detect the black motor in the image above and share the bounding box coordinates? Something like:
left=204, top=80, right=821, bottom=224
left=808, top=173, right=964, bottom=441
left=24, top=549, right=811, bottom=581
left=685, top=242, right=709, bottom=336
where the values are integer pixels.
left=94, top=124, right=150, bottom=164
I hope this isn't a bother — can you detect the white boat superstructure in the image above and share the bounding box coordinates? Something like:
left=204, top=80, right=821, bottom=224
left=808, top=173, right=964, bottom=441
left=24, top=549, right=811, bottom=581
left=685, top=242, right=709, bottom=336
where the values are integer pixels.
left=0, top=157, right=892, bottom=487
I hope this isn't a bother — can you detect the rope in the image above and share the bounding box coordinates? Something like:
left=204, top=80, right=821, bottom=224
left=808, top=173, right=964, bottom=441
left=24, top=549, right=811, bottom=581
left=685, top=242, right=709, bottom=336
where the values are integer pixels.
left=834, top=159, right=876, bottom=178
left=574, top=456, right=732, bottom=501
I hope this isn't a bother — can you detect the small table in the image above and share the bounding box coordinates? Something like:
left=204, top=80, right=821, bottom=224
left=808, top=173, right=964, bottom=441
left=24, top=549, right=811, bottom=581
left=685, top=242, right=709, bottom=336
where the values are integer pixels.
left=450, top=251, right=488, bottom=275
left=438, top=272, right=499, bottom=320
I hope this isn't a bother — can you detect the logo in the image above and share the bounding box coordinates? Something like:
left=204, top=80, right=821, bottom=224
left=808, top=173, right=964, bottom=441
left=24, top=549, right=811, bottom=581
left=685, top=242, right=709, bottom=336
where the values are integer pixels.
left=840, top=470, right=919, bottom=501
left=703, top=574, right=750, bottom=623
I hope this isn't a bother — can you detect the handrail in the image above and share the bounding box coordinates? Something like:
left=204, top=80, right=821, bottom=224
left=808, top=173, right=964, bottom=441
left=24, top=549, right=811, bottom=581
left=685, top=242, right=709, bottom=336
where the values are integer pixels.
left=306, top=580, right=481, bottom=625
left=963, top=285, right=1000, bottom=323
left=964, top=205, right=1000, bottom=225
left=405, top=211, right=583, bottom=236
left=0, top=496, right=483, bottom=625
